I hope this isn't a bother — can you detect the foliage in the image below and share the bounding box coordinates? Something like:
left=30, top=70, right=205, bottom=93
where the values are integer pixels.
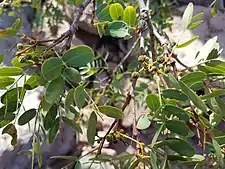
left=1, top=0, right=225, bottom=169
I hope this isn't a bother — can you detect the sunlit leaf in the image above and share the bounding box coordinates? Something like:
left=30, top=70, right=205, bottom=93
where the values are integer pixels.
left=109, top=3, right=124, bottom=20
left=0, top=67, right=23, bottom=76
left=182, top=3, right=193, bottom=30
left=122, top=6, right=136, bottom=26
left=176, top=36, right=199, bottom=48
left=0, top=76, right=15, bottom=89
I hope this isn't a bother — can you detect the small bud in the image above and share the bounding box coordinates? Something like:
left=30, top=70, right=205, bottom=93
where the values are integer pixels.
left=131, top=72, right=139, bottom=79
left=106, top=135, right=112, bottom=142
left=164, top=66, right=170, bottom=73
left=138, top=55, right=146, bottom=62
left=17, top=43, right=24, bottom=50
left=157, top=56, right=165, bottom=63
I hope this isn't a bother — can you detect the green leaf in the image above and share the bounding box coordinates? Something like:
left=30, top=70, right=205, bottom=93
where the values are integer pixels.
left=45, top=76, right=65, bottom=104
left=0, top=18, right=21, bottom=39
left=198, top=60, right=225, bottom=75
left=165, top=138, right=195, bottom=157
left=74, top=161, right=82, bottom=169
left=0, top=76, right=15, bottom=89
left=48, top=117, right=59, bottom=144
left=200, top=89, right=225, bottom=100
left=109, top=3, right=124, bottom=20
left=165, top=120, right=194, bottom=137
left=18, top=109, right=36, bottom=125
left=215, top=97, right=225, bottom=117
left=24, top=74, right=40, bottom=90
left=87, top=112, right=97, bottom=146
left=191, top=12, right=204, bottom=22
left=63, top=67, right=81, bottom=84
left=136, top=115, right=151, bottom=130
left=122, top=6, right=136, bottom=26
left=32, top=136, right=43, bottom=168
left=212, top=138, right=224, bottom=168
left=44, top=104, right=58, bottom=130
left=182, top=2, right=193, bottom=30
left=163, top=73, right=180, bottom=89
left=74, top=85, right=85, bottom=109
left=163, top=104, right=189, bottom=122
left=107, top=21, right=130, bottom=38
left=180, top=71, right=207, bottom=86
left=2, top=123, right=17, bottom=145
left=62, top=117, right=83, bottom=134
left=146, top=94, right=160, bottom=112
left=11, top=56, right=32, bottom=67
left=98, top=105, right=124, bottom=119
left=150, top=151, right=159, bottom=169
left=97, top=5, right=112, bottom=22
left=0, top=67, right=23, bottom=76
left=65, top=89, right=75, bottom=114
left=41, top=57, right=63, bottom=81
left=176, top=36, right=199, bottom=48
left=63, top=45, right=94, bottom=68
left=179, top=81, right=207, bottom=112
left=129, top=158, right=142, bottom=169
left=187, top=20, right=203, bottom=30
left=0, top=54, right=5, bottom=64
left=1, top=87, right=24, bottom=104
left=162, top=89, right=188, bottom=102
left=197, top=36, right=218, bottom=61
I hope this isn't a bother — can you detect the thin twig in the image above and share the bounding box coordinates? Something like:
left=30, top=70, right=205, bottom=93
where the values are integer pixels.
left=113, top=35, right=140, bottom=74
left=96, top=78, right=138, bottom=155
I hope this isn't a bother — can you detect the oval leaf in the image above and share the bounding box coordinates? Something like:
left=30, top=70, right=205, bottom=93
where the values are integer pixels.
left=64, top=89, right=75, bottom=114
left=45, top=76, right=65, bottom=104
left=122, top=6, right=136, bottom=26
left=2, top=123, right=17, bottom=145
left=0, top=76, right=15, bottom=89
left=146, top=94, right=160, bottom=112
left=166, top=120, right=194, bottom=137
left=98, top=106, right=124, bottom=119
left=87, top=112, right=97, bottom=146
left=182, top=2, right=193, bottom=30
left=44, top=104, right=58, bottom=130
left=63, top=45, right=94, bottom=68
left=109, top=3, right=124, bottom=20
left=48, top=117, right=59, bottom=144
left=165, top=138, right=195, bottom=157
left=63, top=67, right=81, bottom=84
left=180, top=71, right=207, bottom=86
left=137, top=115, right=151, bottom=130
left=163, top=104, right=190, bottom=122
left=18, top=109, right=36, bottom=125
left=74, top=85, right=85, bottom=109
left=0, top=66, right=23, bottom=76
left=62, top=117, right=83, bottom=134
left=179, top=81, right=207, bottom=112
left=24, top=74, right=40, bottom=90
left=162, top=89, right=189, bottom=102
left=41, top=57, right=63, bottom=81
left=107, top=21, right=130, bottom=38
